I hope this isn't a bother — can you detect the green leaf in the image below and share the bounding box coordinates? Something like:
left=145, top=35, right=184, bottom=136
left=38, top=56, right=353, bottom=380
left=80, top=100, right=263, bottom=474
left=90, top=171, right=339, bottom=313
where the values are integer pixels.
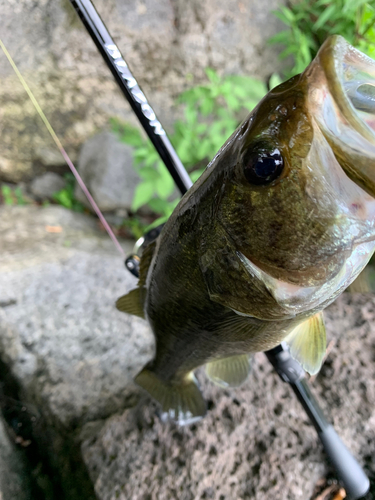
left=224, top=93, right=241, bottom=111
left=138, top=166, right=160, bottom=181
left=268, top=31, right=290, bottom=45
left=200, top=97, right=214, bottom=115
left=122, top=217, right=147, bottom=239
left=53, top=190, right=72, bottom=209
left=14, top=187, right=26, bottom=206
left=1, top=185, right=14, bottom=205
left=279, top=45, right=299, bottom=60
left=145, top=215, right=169, bottom=231
left=205, top=67, right=220, bottom=84
left=110, top=119, right=144, bottom=147
left=313, top=4, right=339, bottom=30
left=184, top=105, right=198, bottom=124
left=147, top=197, right=177, bottom=215
left=269, top=73, right=283, bottom=89
left=195, top=123, right=209, bottom=135
left=190, top=169, right=205, bottom=182
left=155, top=165, right=176, bottom=199
left=299, top=36, right=312, bottom=65
left=145, top=199, right=180, bottom=230
left=132, top=182, right=155, bottom=211
left=273, top=7, right=295, bottom=25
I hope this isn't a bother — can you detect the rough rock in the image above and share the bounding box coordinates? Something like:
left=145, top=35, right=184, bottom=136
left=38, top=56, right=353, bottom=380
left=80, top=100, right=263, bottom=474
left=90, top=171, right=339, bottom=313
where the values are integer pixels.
left=36, top=147, right=68, bottom=168
left=74, top=131, right=140, bottom=211
left=2, top=205, right=374, bottom=499
left=0, top=413, right=32, bottom=500
left=30, top=172, right=66, bottom=200
left=0, top=205, right=153, bottom=498
left=80, top=293, right=375, bottom=500
left=0, top=0, right=286, bottom=182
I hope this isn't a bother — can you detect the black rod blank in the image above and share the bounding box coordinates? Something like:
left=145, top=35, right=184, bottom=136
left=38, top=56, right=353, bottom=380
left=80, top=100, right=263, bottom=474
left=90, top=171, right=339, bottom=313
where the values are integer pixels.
left=266, top=345, right=369, bottom=499
left=70, top=0, right=192, bottom=195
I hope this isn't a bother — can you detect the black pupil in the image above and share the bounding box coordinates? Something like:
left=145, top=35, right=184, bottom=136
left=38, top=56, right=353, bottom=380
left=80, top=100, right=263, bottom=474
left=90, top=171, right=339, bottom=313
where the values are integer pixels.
left=244, top=148, right=283, bottom=185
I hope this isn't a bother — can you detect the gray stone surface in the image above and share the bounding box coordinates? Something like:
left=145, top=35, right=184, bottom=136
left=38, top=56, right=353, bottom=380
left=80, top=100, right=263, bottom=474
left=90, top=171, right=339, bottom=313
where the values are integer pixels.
left=0, top=205, right=152, bottom=425
left=80, top=294, right=375, bottom=500
left=0, top=0, right=286, bottom=182
left=0, top=414, right=32, bottom=500
left=74, top=131, right=140, bottom=211
left=2, top=205, right=374, bottom=500
left=36, top=147, right=67, bottom=168
left=30, top=172, right=66, bottom=199
left=0, top=205, right=153, bottom=498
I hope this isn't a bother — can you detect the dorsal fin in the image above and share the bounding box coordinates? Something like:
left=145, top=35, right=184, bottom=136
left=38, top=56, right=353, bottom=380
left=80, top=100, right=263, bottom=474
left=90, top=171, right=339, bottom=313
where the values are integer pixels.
left=284, top=312, right=326, bottom=375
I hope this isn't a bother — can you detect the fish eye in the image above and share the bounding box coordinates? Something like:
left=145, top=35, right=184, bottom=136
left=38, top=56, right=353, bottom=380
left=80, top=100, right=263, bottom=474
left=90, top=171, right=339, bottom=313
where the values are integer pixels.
left=243, top=146, right=284, bottom=185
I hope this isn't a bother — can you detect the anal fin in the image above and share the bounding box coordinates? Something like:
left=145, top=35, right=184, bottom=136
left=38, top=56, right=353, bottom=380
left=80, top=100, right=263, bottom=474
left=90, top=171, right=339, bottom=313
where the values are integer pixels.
left=135, top=367, right=206, bottom=425
left=284, top=312, right=326, bottom=375
left=205, top=354, right=252, bottom=388
left=116, top=287, right=146, bottom=318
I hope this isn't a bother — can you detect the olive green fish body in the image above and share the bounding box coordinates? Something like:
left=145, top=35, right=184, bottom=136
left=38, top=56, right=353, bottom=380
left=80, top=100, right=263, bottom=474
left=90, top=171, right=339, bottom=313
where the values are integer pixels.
left=143, top=207, right=302, bottom=382
left=117, top=36, right=375, bottom=424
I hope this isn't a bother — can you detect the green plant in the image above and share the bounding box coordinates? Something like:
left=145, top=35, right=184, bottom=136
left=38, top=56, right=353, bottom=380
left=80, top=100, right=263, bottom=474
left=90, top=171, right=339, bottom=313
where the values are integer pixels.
left=121, top=216, right=148, bottom=240
left=14, top=186, right=26, bottom=205
left=52, top=173, right=85, bottom=212
left=269, top=0, right=375, bottom=77
left=1, top=185, right=14, bottom=205
left=112, top=69, right=268, bottom=225
left=0, top=184, right=27, bottom=205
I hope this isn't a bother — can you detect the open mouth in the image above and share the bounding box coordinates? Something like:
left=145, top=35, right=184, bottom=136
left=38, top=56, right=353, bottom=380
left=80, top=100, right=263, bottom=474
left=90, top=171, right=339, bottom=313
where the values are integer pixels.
left=307, top=36, right=375, bottom=198
left=228, top=38, right=375, bottom=319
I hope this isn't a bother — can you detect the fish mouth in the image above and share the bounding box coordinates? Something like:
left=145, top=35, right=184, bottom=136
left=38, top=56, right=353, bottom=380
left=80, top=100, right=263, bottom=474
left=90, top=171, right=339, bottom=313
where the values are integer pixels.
left=307, top=35, right=375, bottom=198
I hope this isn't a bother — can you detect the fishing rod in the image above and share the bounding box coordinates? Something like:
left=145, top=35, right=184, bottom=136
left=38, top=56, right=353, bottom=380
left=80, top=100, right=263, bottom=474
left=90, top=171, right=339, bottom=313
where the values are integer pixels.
left=69, top=0, right=191, bottom=196
left=69, top=1, right=370, bottom=498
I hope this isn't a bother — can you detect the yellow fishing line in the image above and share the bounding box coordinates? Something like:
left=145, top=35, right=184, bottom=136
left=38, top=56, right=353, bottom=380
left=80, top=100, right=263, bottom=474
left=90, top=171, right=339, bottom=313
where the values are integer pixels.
left=0, top=38, right=125, bottom=256
left=0, top=38, right=64, bottom=152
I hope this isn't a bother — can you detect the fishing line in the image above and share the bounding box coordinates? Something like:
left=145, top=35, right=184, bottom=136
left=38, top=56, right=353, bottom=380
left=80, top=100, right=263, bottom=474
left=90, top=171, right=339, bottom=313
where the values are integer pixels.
left=0, top=38, right=125, bottom=257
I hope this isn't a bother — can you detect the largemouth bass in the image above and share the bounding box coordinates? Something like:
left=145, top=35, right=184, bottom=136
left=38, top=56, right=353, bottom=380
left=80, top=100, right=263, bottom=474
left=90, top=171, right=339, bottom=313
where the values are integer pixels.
left=117, top=36, right=375, bottom=424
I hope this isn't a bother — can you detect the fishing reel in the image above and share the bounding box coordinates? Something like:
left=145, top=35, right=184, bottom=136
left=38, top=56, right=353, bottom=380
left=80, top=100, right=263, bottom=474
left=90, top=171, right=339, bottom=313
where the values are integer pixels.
left=124, top=224, right=164, bottom=278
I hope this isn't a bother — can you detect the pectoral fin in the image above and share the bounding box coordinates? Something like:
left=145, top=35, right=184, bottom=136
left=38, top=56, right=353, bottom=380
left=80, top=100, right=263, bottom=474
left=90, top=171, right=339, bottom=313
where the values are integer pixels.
left=116, top=241, right=156, bottom=318
left=135, top=367, right=207, bottom=425
left=116, top=287, right=146, bottom=318
left=284, top=312, right=326, bottom=375
left=205, top=354, right=252, bottom=388
left=347, top=265, right=375, bottom=293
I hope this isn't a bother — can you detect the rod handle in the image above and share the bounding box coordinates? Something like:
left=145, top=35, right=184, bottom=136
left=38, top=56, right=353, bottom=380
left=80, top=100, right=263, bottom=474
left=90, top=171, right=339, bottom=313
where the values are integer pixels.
left=319, top=425, right=370, bottom=499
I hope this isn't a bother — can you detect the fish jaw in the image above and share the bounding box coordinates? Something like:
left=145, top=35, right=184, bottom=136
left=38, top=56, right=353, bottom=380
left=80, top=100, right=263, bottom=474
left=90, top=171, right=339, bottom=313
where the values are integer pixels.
left=307, top=35, right=375, bottom=198
left=238, top=238, right=375, bottom=318
left=235, top=126, right=375, bottom=317
left=234, top=36, right=375, bottom=296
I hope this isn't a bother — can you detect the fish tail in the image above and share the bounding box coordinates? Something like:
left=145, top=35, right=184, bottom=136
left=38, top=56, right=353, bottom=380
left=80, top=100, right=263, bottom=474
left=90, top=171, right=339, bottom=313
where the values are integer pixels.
left=135, top=366, right=207, bottom=425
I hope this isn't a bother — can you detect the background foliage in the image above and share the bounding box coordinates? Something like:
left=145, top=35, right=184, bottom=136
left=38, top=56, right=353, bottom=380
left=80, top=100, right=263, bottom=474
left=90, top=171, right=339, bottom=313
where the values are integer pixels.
left=52, top=173, right=85, bottom=212
left=114, top=0, right=375, bottom=232
left=0, top=185, right=26, bottom=206
left=269, top=0, right=375, bottom=77
left=112, top=71, right=270, bottom=228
